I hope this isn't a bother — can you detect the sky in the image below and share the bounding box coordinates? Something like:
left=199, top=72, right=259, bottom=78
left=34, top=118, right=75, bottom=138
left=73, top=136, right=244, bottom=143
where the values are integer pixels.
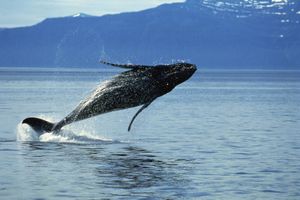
left=0, top=0, right=184, bottom=28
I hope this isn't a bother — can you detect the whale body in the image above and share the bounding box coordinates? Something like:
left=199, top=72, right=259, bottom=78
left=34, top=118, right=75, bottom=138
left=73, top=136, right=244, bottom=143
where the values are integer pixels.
left=22, top=61, right=197, bottom=135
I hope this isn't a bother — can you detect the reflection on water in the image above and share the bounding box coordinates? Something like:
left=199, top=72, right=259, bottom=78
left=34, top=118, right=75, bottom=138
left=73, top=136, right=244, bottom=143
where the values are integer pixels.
left=16, top=141, right=189, bottom=199
left=95, top=146, right=165, bottom=190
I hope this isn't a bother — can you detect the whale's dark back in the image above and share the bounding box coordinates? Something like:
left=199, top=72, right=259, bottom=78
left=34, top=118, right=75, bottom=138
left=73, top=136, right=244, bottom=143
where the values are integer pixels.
left=62, top=68, right=166, bottom=124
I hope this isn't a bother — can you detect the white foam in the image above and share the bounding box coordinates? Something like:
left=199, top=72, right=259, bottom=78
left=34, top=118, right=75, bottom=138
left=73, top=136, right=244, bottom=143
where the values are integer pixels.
left=17, top=123, right=39, bottom=141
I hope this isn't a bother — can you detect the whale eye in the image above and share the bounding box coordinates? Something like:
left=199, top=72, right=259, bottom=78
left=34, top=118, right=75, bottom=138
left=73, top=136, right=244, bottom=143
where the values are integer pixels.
left=163, top=82, right=173, bottom=92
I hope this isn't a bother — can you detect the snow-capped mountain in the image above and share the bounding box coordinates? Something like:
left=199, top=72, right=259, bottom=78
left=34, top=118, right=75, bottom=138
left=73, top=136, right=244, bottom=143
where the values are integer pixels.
left=71, top=13, right=95, bottom=18
left=0, top=0, right=299, bottom=69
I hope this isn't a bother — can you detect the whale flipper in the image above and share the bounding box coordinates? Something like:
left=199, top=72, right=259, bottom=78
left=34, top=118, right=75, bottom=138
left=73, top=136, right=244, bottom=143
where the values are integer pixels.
left=100, top=60, right=151, bottom=69
left=22, top=117, right=56, bottom=135
left=128, top=99, right=155, bottom=132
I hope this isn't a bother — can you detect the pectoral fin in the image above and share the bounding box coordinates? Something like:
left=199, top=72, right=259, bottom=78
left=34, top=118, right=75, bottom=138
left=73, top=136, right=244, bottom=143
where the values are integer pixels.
left=128, top=99, right=155, bottom=131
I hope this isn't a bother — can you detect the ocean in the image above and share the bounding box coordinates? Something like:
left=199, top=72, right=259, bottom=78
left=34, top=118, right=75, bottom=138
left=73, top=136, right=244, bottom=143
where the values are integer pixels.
left=0, top=67, right=299, bottom=199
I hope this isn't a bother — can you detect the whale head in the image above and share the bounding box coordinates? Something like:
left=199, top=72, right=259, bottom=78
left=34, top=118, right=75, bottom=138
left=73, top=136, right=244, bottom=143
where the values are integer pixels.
left=151, top=62, right=197, bottom=93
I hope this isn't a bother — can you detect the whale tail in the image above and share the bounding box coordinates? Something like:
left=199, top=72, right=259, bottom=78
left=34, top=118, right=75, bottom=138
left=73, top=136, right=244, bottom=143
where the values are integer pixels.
left=22, top=117, right=59, bottom=135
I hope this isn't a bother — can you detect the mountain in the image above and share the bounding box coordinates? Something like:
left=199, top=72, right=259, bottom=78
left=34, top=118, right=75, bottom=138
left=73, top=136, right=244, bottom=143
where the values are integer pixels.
left=71, top=13, right=95, bottom=18
left=0, top=0, right=299, bottom=69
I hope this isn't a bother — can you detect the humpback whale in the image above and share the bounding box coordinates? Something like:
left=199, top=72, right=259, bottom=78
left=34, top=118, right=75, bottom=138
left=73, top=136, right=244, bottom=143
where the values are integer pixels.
left=22, top=61, right=197, bottom=135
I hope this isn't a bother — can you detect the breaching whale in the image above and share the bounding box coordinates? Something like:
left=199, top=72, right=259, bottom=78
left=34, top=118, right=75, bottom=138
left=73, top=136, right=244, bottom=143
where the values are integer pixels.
left=22, top=61, right=197, bottom=135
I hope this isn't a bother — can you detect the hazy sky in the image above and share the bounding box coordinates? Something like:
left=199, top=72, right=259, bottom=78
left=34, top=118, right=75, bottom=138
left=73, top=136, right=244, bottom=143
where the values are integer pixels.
left=0, top=0, right=184, bottom=28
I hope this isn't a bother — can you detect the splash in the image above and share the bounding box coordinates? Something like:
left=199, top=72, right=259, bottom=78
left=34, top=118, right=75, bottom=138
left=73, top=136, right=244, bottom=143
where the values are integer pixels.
left=17, top=116, right=113, bottom=144
left=17, top=123, right=40, bottom=142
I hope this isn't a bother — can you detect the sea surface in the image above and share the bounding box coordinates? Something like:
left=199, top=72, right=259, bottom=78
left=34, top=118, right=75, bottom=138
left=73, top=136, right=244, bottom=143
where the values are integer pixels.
left=0, top=67, right=299, bottom=200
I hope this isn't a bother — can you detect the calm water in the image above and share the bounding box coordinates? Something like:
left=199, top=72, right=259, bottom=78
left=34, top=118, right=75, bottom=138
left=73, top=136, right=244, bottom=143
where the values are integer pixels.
left=0, top=68, right=299, bottom=199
